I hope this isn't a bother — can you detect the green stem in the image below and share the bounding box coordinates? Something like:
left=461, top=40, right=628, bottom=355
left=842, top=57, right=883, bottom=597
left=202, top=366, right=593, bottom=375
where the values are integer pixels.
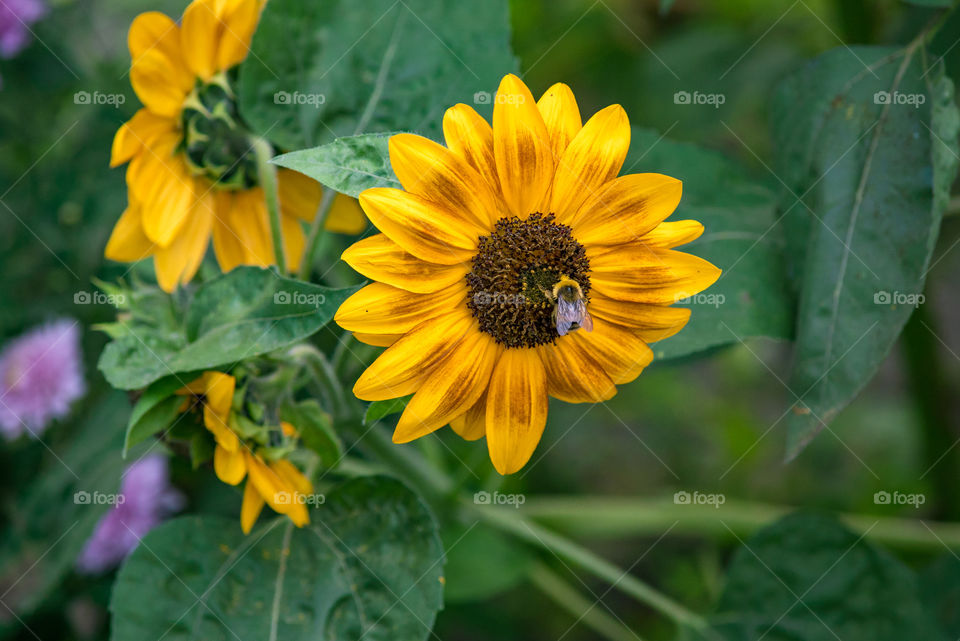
left=298, top=188, right=337, bottom=280
left=529, top=562, right=646, bottom=641
left=473, top=503, right=711, bottom=632
left=252, top=137, right=286, bottom=275
left=516, top=496, right=960, bottom=552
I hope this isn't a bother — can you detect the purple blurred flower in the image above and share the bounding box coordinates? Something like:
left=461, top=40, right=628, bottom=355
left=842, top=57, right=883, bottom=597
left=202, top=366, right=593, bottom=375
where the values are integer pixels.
left=0, top=0, right=46, bottom=58
left=76, top=455, right=185, bottom=574
left=0, top=319, right=85, bottom=439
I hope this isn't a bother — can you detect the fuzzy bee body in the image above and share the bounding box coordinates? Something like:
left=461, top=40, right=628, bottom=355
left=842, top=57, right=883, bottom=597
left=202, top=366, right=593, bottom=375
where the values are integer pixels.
left=544, top=276, right=593, bottom=337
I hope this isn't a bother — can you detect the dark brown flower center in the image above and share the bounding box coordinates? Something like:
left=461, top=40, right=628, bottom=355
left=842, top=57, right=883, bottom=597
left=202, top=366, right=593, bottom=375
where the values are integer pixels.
left=466, top=213, right=590, bottom=348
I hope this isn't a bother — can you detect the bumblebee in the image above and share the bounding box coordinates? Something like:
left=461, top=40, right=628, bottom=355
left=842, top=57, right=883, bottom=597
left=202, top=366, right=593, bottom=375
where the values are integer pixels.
left=542, top=276, right=593, bottom=337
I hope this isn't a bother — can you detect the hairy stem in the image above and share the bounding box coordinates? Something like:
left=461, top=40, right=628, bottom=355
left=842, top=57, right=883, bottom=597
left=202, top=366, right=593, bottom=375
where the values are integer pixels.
left=252, top=137, right=286, bottom=275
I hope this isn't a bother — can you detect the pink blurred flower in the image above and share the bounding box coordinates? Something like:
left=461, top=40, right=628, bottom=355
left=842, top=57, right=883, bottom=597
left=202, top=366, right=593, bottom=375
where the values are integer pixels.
left=0, top=319, right=85, bottom=438
left=0, top=0, right=47, bottom=58
left=76, top=455, right=185, bottom=574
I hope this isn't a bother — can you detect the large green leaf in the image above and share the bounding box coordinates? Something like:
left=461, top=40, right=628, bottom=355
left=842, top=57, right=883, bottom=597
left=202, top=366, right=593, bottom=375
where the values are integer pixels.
left=238, top=0, right=516, bottom=151
left=273, top=133, right=401, bottom=198
left=771, top=47, right=959, bottom=457
left=98, top=267, right=359, bottom=390
left=713, top=512, right=940, bottom=640
left=626, top=128, right=794, bottom=360
left=109, top=476, right=443, bottom=641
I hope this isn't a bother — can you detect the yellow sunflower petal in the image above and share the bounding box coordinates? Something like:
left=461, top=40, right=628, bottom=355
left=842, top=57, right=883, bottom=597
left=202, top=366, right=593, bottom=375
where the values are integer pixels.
left=128, top=11, right=182, bottom=62
left=588, top=295, right=691, bottom=343
left=214, top=444, right=247, bottom=485
left=570, top=316, right=653, bottom=385
left=244, top=451, right=289, bottom=513
left=271, top=459, right=313, bottom=496
left=180, top=0, right=220, bottom=80
left=129, top=48, right=193, bottom=118
left=538, top=338, right=615, bottom=403
left=549, top=104, right=630, bottom=222
left=341, top=234, right=469, bottom=294
left=389, top=133, right=498, bottom=230
left=105, top=204, right=156, bottom=262
left=352, top=309, right=473, bottom=401
left=211, top=191, right=247, bottom=272
left=133, top=137, right=196, bottom=246
left=229, top=187, right=274, bottom=266
left=352, top=332, right=402, bottom=347
left=568, top=173, right=682, bottom=244
left=493, top=74, right=554, bottom=218
left=442, top=103, right=502, bottom=202
left=393, top=330, right=500, bottom=443
left=215, top=0, right=260, bottom=71
left=280, top=213, right=305, bottom=273
left=335, top=282, right=466, bottom=335
left=640, top=220, right=705, bottom=248
left=110, top=108, right=174, bottom=168
left=240, top=479, right=265, bottom=534
left=537, top=82, right=581, bottom=160
left=202, top=371, right=238, bottom=451
left=277, top=169, right=321, bottom=221
left=449, top=392, right=487, bottom=441
left=485, top=349, right=549, bottom=475
left=325, top=194, right=368, bottom=234
left=153, top=189, right=214, bottom=291
left=359, top=188, right=478, bottom=265
left=589, top=245, right=721, bottom=304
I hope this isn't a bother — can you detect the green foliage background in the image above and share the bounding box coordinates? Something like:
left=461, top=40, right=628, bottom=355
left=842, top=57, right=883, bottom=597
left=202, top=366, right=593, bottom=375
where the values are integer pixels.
left=1, top=0, right=960, bottom=640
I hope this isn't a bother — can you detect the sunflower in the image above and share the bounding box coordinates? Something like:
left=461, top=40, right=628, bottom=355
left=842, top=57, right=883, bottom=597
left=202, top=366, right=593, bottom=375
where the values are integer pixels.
left=335, top=74, right=721, bottom=474
left=105, top=0, right=366, bottom=292
left=177, top=371, right=312, bottom=533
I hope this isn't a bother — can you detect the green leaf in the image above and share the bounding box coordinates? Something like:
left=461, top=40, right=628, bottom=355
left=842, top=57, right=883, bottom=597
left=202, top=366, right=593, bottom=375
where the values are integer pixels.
left=713, top=512, right=940, bottom=640
left=124, top=374, right=197, bottom=455
left=441, top=523, right=533, bottom=603
left=365, top=396, right=412, bottom=425
left=110, top=476, right=444, bottom=641
left=280, top=399, right=342, bottom=466
left=273, top=133, right=401, bottom=198
left=625, top=128, right=794, bottom=361
left=98, top=267, right=360, bottom=391
left=771, top=47, right=959, bottom=457
left=903, top=0, right=955, bottom=6
left=238, top=0, right=517, bottom=151
left=659, top=0, right=677, bottom=15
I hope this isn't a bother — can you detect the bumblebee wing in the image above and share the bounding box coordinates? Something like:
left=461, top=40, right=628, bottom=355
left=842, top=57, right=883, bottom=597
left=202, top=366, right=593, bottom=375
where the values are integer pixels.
left=579, top=302, right=594, bottom=332
left=555, top=298, right=581, bottom=336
